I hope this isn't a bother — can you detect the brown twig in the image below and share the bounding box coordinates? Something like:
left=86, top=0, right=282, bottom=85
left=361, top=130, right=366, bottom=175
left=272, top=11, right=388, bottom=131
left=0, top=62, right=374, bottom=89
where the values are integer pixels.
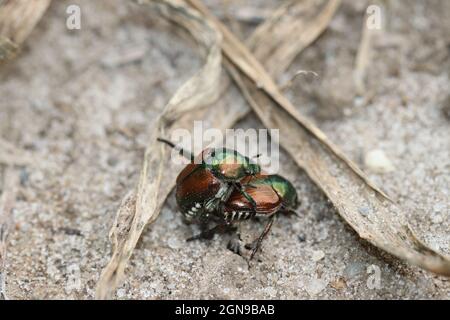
left=354, top=1, right=384, bottom=96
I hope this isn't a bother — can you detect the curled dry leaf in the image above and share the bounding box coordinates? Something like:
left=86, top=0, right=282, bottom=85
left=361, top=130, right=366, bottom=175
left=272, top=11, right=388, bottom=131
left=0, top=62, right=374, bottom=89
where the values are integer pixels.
left=0, top=0, right=52, bottom=62
left=187, top=0, right=450, bottom=276
left=96, top=0, right=340, bottom=298
left=95, top=0, right=224, bottom=299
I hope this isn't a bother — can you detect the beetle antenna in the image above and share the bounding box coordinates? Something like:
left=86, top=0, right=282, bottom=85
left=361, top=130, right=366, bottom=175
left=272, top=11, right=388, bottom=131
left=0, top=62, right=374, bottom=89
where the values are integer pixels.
left=157, top=138, right=194, bottom=162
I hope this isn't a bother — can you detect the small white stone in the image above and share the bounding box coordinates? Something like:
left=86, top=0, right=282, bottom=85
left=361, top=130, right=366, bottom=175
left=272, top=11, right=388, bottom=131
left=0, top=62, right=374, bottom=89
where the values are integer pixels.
left=117, top=288, right=126, bottom=298
left=312, top=250, right=325, bottom=262
left=364, top=149, right=395, bottom=173
left=305, top=278, right=327, bottom=296
left=167, top=283, right=176, bottom=290
left=168, top=237, right=182, bottom=250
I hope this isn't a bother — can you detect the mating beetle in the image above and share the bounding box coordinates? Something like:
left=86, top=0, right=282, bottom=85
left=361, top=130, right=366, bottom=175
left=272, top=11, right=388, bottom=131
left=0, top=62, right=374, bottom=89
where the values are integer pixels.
left=157, top=138, right=261, bottom=223
left=223, top=174, right=298, bottom=222
left=190, top=174, right=299, bottom=259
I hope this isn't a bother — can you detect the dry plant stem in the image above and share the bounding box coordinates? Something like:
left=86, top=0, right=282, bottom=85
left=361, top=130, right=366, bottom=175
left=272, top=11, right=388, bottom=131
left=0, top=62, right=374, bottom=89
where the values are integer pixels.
left=0, top=167, right=19, bottom=300
left=96, top=0, right=339, bottom=298
left=280, top=70, right=319, bottom=91
left=186, top=0, right=386, bottom=198
left=95, top=0, right=223, bottom=299
left=187, top=0, right=450, bottom=276
left=354, top=18, right=373, bottom=95
left=354, top=1, right=384, bottom=96
left=212, top=6, right=271, bottom=25
left=247, top=0, right=340, bottom=82
left=0, top=0, right=51, bottom=62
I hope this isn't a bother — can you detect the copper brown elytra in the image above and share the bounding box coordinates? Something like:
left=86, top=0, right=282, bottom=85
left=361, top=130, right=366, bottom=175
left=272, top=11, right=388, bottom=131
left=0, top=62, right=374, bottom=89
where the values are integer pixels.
left=158, top=138, right=298, bottom=260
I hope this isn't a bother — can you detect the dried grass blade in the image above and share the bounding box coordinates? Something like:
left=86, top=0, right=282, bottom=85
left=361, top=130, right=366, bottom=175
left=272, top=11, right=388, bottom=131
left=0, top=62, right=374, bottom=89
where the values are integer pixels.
left=0, top=0, right=51, bottom=62
left=95, top=0, right=222, bottom=299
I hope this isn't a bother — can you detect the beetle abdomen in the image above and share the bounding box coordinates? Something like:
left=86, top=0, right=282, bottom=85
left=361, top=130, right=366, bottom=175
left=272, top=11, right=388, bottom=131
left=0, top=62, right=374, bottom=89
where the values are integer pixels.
left=175, top=163, right=221, bottom=216
left=223, top=181, right=282, bottom=221
left=223, top=210, right=255, bottom=222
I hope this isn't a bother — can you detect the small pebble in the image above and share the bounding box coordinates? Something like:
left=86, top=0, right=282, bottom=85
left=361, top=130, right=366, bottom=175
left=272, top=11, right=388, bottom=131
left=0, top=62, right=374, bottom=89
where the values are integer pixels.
left=344, top=262, right=365, bottom=279
left=305, top=278, right=328, bottom=296
left=107, top=156, right=119, bottom=167
left=364, top=149, right=395, bottom=173
left=358, top=206, right=370, bottom=216
left=117, top=288, right=126, bottom=298
left=312, top=250, right=325, bottom=262
left=20, top=168, right=29, bottom=186
left=167, top=237, right=182, bottom=250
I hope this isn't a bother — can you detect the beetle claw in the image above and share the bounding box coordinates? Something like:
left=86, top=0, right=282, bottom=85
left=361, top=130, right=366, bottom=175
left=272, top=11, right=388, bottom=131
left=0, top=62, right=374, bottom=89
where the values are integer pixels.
left=285, top=209, right=301, bottom=217
left=244, top=241, right=256, bottom=251
left=246, top=215, right=275, bottom=260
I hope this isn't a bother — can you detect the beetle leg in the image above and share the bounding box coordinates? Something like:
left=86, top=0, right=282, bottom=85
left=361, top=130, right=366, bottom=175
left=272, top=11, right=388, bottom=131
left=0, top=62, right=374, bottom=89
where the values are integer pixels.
left=284, top=209, right=300, bottom=217
left=280, top=201, right=301, bottom=217
left=204, top=199, right=218, bottom=213
left=157, top=137, right=194, bottom=162
left=204, top=182, right=233, bottom=213
left=245, top=215, right=276, bottom=260
left=232, top=182, right=257, bottom=214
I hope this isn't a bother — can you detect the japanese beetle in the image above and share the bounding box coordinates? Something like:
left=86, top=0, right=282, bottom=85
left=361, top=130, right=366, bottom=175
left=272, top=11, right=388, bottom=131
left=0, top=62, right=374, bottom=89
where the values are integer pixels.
left=190, top=174, right=299, bottom=260
left=157, top=138, right=261, bottom=223
left=223, top=174, right=298, bottom=222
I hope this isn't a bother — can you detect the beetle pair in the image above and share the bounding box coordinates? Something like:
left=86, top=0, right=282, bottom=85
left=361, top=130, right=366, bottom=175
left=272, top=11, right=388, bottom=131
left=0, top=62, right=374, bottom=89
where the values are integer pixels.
left=158, top=138, right=299, bottom=260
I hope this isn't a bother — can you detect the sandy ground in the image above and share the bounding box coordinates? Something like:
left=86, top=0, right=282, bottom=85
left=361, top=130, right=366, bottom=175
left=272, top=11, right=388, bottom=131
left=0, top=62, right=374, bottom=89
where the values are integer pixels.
left=0, top=0, right=449, bottom=299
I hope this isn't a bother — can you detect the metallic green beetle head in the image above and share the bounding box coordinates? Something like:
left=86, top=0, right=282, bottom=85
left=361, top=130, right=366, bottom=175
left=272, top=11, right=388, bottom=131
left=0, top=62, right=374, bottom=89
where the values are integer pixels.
left=269, top=175, right=298, bottom=209
left=201, top=148, right=261, bottom=181
left=252, top=174, right=299, bottom=209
